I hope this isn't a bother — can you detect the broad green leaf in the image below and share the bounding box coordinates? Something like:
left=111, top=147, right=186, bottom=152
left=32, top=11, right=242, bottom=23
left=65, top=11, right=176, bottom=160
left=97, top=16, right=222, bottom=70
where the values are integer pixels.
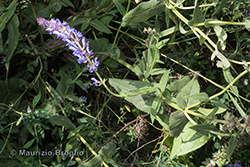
left=109, top=78, right=165, bottom=114
left=61, top=0, right=74, bottom=8
left=69, top=18, right=88, bottom=27
left=223, top=68, right=238, bottom=96
left=75, top=79, right=87, bottom=92
left=211, top=49, right=230, bottom=68
left=90, top=19, right=112, bottom=34
left=79, top=154, right=103, bottom=167
left=169, top=110, right=188, bottom=137
left=24, top=139, right=36, bottom=149
left=170, top=122, right=210, bottom=158
left=0, top=1, right=17, bottom=33
left=49, top=115, right=76, bottom=130
left=122, top=0, right=165, bottom=27
left=167, top=76, right=190, bottom=94
left=214, top=25, right=227, bottom=50
left=184, top=92, right=209, bottom=102
left=228, top=93, right=246, bottom=119
left=157, top=38, right=170, bottom=49
left=190, top=124, right=219, bottom=136
left=176, top=78, right=200, bottom=109
left=112, top=0, right=126, bottom=16
left=245, top=20, right=250, bottom=32
left=156, top=113, right=169, bottom=130
left=188, top=0, right=205, bottom=26
left=99, top=141, right=116, bottom=159
left=197, top=107, right=226, bottom=116
left=150, top=96, right=162, bottom=123
left=226, top=136, right=238, bottom=160
left=210, top=98, right=229, bottom=109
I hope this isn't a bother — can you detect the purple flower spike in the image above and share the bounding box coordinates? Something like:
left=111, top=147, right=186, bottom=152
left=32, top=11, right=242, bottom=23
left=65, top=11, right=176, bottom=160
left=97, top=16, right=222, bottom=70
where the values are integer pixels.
left=37, top=17, right=99, bottom=71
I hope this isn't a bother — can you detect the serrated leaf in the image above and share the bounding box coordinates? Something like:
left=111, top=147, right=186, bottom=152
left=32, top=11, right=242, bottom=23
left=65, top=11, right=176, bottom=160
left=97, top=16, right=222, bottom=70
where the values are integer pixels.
left=90, top=19, right=112, bottom=34
left=170, top=122, right=210, bottom=158
left=169, top=110, right=188, bottom=137
left=49, top=115, right=76, bottom=130
left=188, top=0, right=205, bottom=26
left=122, top=0, right=165, bottom=27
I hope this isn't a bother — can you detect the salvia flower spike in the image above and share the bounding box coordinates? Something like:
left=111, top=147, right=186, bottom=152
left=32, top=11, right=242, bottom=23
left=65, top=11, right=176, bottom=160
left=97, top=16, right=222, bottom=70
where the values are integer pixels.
left=37, top=17, right=100, bottom=76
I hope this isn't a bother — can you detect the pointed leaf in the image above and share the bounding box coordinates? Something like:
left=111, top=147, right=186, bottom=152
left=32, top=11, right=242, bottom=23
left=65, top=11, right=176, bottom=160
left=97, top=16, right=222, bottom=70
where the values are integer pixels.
left=190, top=124, right=219, bottom=136
left=150, top=96, right=162, bottom=123
left=170, top=122, right=210, bottom=158
left=49, top=115, right=76, bottom=130
left=112, top=0, right=126, bottom=16
left=0, top=1, right=17, bottom=33
left=90, top=19, right=112, bottom=34
left=228, top=93, right=246, bottom=118
left=169, top=110, right=188, bottom=137
left=188, top=0, right=205, bottom=26
left=226, top=136, right=238, bottom=160
left=159, top=70, right=170, bottom=92
left=184, top=92, right=209, bottom=102
left=122, top=0, right=165, bottom=27
left=24, top=139, right=36, bottom=149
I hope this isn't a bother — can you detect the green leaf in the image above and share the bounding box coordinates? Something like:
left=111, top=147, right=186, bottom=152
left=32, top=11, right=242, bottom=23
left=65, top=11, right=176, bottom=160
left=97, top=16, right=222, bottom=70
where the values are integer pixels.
left=184, top=92, right=209, bottom=102
left=0, top=1, right=17, bottom=33
left=61, top=0, right=74, bottom=8
left=228, top=93, right=246, bottom=119
left=226, top=136, right=238, bottom=160
left=212, top=0, right=227, bottom=16
left=122, top=0, right=165, bottom=27
left=176, top=78, right=200, bottom=109
left=90, top=19, right=112, bottom=34
left=6, top=14, right=19, bottom=62
left=49, top=115, right=76, bottom=130
left=211, top=49, right=230, bottom=68
left=112, top=0, right=126, bottom=15
left=99, top=141, right=116, bottom=159
left=24, top=139, right=36, bottom=149
left=151, top=68, right=169, bottom=75
left=159, top=26, right=178, bottom=38
left=159, top=70, right=170, bottom=92
left=197, top=107, right=226, bottom=116
left=170, top=122, right=210, bottom=158
left=214, top=25, right=227, bottom=50
left=75, top=79, right=87, bottom=92
left=79, top=155, right=103, bottom=167
left=32, top=92, right=41, bottom=108
left=245, top=20, right=250, bottom=32
left=150, top=96, right=162, bottom=123
left=190, top=124, right=219, bottom=136
left=169, top=110, right=188, bottom=137
left=210, top=98, right=229, bottom=109
left=188, top=0, right=205, bottom=26
left=167, top=76, right=190, bottom=94
left=223, top=68, right=239, bottom=96
left=109, top=78, right=165, bottom=114
left=156, top=113, right=169, bottom=130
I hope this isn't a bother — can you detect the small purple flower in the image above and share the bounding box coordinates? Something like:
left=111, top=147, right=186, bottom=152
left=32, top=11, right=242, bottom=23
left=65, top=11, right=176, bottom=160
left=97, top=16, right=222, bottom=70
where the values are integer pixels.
left=227, top=160, right=242, bottom=167
left=87, top=57, right=100, bottom=73
left=91, top=77, right=100, bottom=86
left=84, top=83, right=90, bottom=89
left=27, top=106, right=31, bottom=114
left=79, top=96, right=87, bottom=103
